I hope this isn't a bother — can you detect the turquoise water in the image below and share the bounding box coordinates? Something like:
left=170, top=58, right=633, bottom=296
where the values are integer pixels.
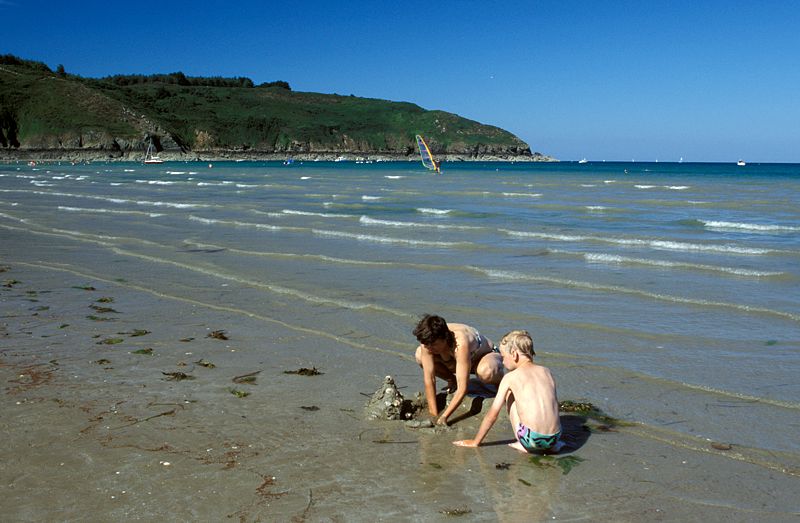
left=2, top=160, right=799, bottom=455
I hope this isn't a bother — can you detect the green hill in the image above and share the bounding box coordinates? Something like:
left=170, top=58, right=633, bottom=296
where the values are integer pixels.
left=0, top=55, right=552, bottom=161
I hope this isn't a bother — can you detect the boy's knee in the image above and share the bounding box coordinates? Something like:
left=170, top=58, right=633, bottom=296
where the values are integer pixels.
left=477, top=356, right=503, bottom=384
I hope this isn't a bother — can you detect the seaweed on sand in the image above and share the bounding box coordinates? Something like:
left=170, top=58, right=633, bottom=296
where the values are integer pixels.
left=559, top=399, right=624, bottom=428
left=283, top=367, right=323, bottom=376
left=119, top=329, right=150, bottom=337
left=72, top=284, right=96, bottom=291
left=207, top=330, right=228, bottom=340
left=131, top=348, right=154, bottom=355
left=195, top=359, right=216, bottom=368
left=97, top=337, right=124, bottom=345
left=86, top=315, right=115, bottom=322
left=96, top=297, right=114, bottom=303
left=440, top=507, right=471, bottom=516
left=94, top=358, right=112, bottom=365
left=90, top=304, right=118, bottom=314
left=528, top=455, right=585, bottom=475
left=233, top=370, right=260, bottom=384
left=3, top=279, right=21, bottom=287
left=300, top=405, right=319, bottom=411
left=163, top=371, right=195, bottom=381
left=229, top=388, right=250, bottom=398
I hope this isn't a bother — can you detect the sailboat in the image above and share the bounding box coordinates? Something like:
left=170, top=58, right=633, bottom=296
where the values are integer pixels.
left=143, top=137, right=163, bottom=164
left=415, top=135, right=440, bottom=173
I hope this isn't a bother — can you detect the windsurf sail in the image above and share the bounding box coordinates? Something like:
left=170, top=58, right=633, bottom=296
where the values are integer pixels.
left=415, top=135, right=440, bottom=173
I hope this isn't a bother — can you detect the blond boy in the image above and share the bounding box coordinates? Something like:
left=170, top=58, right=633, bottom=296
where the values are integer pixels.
left=453, top=330, right=561, bottom=452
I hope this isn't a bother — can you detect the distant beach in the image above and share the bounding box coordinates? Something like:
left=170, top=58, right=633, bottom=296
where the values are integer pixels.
left=2, top=161, right=798, bottom=520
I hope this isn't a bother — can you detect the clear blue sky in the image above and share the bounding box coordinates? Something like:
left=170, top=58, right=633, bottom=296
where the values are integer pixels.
left=3, top=0, right=799, bottom=162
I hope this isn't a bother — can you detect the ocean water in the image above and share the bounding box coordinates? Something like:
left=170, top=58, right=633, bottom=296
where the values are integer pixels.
left=2, top=160, right=799, bottom=457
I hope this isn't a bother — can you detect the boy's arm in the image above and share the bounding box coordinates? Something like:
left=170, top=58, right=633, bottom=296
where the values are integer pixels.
left=437, top=332, right=472, bottom=425
left=453, top=378, right=510, bottom=447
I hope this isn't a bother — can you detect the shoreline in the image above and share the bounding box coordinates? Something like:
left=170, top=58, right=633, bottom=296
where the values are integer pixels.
left=0, top=149, right=557, bottom=164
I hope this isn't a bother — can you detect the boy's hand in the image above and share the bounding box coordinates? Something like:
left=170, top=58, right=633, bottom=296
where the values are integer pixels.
left=452, top=439, right=479, bottom=447
left=436, top=414, right=449, bottom=426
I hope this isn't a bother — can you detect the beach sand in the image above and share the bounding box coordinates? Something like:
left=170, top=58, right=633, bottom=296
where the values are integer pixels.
left=2, top=260, right=799, bottom=521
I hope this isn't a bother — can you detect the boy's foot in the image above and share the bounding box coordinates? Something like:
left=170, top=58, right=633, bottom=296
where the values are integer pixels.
left=508, top=441, right=528, bottom=453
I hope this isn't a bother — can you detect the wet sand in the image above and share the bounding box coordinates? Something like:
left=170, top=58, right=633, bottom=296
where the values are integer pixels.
left=2, top=261, right=799, bottom=521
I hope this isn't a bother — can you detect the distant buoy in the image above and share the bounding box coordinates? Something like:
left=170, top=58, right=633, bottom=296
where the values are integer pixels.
left=208, top=163, right=213, bottom=168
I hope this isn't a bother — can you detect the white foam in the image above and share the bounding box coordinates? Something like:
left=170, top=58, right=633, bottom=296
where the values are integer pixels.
left=0, top=188, right=207, bottom=209
left=359, top=215, right=479, bottom=231
left=57, top=206, right=164, bottom=218
left=0, top=211, right=28, bottom=223
left=702, top=220, right=800, bottom=233
left=471, top=266, right=800, bottom=321
left=502, top=229, right=774, bottom=255
left=282, top=209, right=356, bottom=219
left=501, top=192, right=542, bottom=198
left=417, top=208, right=452, bottom=215
left=384, top=175, right=405, bottom=179
left=136, top=179, right=177, bottom=185
left=188, top=215, right=297, bottom=231
left=579, top=252, right=783, bottom=277
left=312, top=228, right=464, bottom=247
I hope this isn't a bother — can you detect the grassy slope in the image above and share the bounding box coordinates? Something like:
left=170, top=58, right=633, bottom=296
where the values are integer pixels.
left=1, top=60, right=530, bottom=155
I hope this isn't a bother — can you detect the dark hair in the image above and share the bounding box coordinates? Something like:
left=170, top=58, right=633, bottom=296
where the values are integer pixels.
left=413, top=314, right=454, bottom=347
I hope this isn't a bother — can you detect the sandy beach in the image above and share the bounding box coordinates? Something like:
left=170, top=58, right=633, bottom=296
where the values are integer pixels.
left=2, top=161, right=799, bottom=521
left=3, top=258, right=798, bottom=521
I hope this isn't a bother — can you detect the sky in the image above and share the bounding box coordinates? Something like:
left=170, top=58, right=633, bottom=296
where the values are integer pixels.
left=3, top=0, right=799, bottom=162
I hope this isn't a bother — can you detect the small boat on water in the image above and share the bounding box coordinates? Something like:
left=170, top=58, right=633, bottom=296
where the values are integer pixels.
left=143, top=138, right=163, bottom=164
left=578, top=158, right=588, bottom=164
left=737, top=159, right=746, bottom=166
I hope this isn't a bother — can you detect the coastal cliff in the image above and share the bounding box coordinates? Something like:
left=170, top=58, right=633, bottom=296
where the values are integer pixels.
left=0, top=55, right=555, bottom=162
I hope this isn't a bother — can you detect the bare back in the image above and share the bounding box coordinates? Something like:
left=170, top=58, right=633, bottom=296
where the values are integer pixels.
left=503, top=363, right=560, bottom=435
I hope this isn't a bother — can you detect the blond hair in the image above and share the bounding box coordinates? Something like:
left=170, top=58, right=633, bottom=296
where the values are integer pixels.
left=500, top=330, right=535, bottom=359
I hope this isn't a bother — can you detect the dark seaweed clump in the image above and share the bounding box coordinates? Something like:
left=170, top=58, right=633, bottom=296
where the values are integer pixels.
left=284, top=367, right=323, bottom=376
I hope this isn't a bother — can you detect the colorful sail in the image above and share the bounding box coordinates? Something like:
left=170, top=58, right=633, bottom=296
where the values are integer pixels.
left=415, top=135, right=440, bottom=173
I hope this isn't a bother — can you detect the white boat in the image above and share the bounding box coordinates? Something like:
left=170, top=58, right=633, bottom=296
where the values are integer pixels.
left=578, top=158, right=588, bottom=164
left=143, top=138, right=163, bottom=164
left=737, top=159, right=746, bottom=166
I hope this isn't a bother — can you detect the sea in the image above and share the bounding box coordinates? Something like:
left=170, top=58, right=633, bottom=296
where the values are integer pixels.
left=2, top=160, right=799, bottom=459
